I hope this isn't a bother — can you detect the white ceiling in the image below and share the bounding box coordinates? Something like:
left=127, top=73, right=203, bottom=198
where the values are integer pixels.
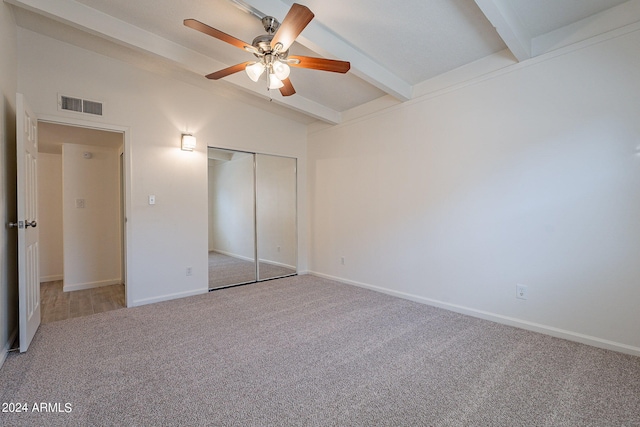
left=7, top=0, right=639, bottom=124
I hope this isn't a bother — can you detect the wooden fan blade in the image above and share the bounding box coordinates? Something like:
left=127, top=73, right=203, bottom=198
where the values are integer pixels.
left=288, top=56, right=350, bottom=73
left=271, top=4, right=314, bottom=53
left=206, top=62, right=253, bottom=80
left=184, top=19, right=252, bottom=51
left=279, top=78, right=296, bottom=97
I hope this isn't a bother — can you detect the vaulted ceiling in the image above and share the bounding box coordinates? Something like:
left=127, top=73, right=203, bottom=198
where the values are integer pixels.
left=7, top=0, right=640, bottom=124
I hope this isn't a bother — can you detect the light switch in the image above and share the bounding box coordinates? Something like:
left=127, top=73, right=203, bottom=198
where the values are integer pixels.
left=148, top=195, right=156, bottom=205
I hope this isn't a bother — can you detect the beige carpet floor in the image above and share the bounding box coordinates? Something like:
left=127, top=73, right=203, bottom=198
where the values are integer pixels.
left=1, top=275, right=639, bottom=426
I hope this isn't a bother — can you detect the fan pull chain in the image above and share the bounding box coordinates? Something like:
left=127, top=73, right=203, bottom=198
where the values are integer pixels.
left=265, top=72, right=274, bottom=102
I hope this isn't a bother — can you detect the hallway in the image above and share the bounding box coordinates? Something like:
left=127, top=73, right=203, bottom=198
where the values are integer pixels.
left=40, top=281, right=125, bottom=323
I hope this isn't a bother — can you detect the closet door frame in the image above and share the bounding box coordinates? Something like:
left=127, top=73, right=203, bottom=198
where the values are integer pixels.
left=207, top=147, right=297, bottom=290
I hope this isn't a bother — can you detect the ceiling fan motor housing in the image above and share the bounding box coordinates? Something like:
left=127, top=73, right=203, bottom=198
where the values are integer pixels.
left=261, top=16, right=280, bottom=34
left=251, top=34, right=289, bottom=59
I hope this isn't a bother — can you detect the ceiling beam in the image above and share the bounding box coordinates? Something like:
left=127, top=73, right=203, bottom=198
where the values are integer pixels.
left=233, top=0, right=412, bottom=101
left=6, top=0, right=342, bottom=124
left=474, top=0, right=531, bottom=62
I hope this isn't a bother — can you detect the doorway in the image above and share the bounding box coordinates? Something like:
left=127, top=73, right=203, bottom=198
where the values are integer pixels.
left=37, top=121, right=127, bottom=321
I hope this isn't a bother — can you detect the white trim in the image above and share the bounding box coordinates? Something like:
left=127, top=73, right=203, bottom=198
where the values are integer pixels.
left=63, top=278, right=122, bottom=292
left=308, top=271, right=640, bottom=357
left=210, top=249, right=254, bottom=263
left=0, top=329, right=18, bottom=370
left=411, top=49, right=516, bottom=100
left=209, top=251, right=296, bottom=271
left=37, top=114, right=127, bottom=133
left=258, top=258, right=296, bottom=271
left=40, top=274, right=63, bottom=282
left=131, top=288, right=207, bottom=307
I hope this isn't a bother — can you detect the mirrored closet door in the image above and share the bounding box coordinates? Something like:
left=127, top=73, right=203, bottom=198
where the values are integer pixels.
left=207, top=148, right=297, bottom=289
left=256, top=154, right=297, bottom=281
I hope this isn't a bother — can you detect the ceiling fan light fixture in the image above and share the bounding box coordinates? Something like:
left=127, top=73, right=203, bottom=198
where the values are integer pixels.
left=245, top=61, right=265, bottom=82
left=268, top=73, right=284, bottom=89
left=273, top=61, right=290, bottom=80
left=185, top=3, right=350, bottom=98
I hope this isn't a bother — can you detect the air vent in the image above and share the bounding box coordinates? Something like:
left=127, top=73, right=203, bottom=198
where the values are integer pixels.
left=82, top=100, right=103, bottom=116
left=58, top=94, right=104, bottom=116
left=60, top=96, right=82, bottom=113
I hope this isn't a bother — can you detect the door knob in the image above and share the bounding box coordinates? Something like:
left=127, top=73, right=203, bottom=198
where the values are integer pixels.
left=8, top=222, right=19, bottom=229
left=25, top=220, right=37, bottom=228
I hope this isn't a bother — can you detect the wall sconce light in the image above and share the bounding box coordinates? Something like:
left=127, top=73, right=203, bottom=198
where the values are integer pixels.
left=181, top=134, right=196, bottom=151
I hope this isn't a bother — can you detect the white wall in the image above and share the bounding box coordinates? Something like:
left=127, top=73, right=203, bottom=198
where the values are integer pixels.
left=62, top=143, right=121, bottom=290
left=308, top=29, right=640, bottom=354
left=38, top=152, right=63, bottom=282
left=0, top=1, right=18, bottom=366
left=208, top=154, right=255, bottom=260
left=17, top=28, right=308, bottom=306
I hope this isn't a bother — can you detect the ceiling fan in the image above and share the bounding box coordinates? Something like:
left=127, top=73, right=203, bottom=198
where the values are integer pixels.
left=184, top=3, right=350, bottom=97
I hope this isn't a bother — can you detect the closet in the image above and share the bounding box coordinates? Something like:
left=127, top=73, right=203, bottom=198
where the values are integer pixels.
left=207, top=148, right=297, bottom=289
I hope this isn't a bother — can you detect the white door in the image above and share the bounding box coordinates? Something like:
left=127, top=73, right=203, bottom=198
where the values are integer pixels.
left=16, top=93, right=40, bottom=352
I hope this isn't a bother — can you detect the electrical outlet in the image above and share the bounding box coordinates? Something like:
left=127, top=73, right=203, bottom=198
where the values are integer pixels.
left=340, top=257, right=345, bottom=265
left=186, top=267, right=192, bottom=276
left=75, top=198, right=85, bottom=209
left=277, top=246, right=281, bottom=252
left=516, top=284, right=528, bottom=300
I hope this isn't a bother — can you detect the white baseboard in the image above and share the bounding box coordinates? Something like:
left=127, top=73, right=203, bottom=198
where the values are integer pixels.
left=131, top=288, right=207, bottom=307
left=210, top=251, right=296, bottom=271
left=40, top=274, right=63, bottom=283
left=258, top=258, right=296, bottom=270
left=0, top=328, right=18, bottom=370
left=308, top=271, right=640, bottom=357
left=63, top=279, right=122, bottom=292
left=209, top=249, right=254, bottom=262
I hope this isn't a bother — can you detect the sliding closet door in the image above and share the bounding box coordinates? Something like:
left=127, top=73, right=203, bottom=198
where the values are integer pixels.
left=255, top=154, right=297, bottom=281
left=207, top=148, right=256, bottom=289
